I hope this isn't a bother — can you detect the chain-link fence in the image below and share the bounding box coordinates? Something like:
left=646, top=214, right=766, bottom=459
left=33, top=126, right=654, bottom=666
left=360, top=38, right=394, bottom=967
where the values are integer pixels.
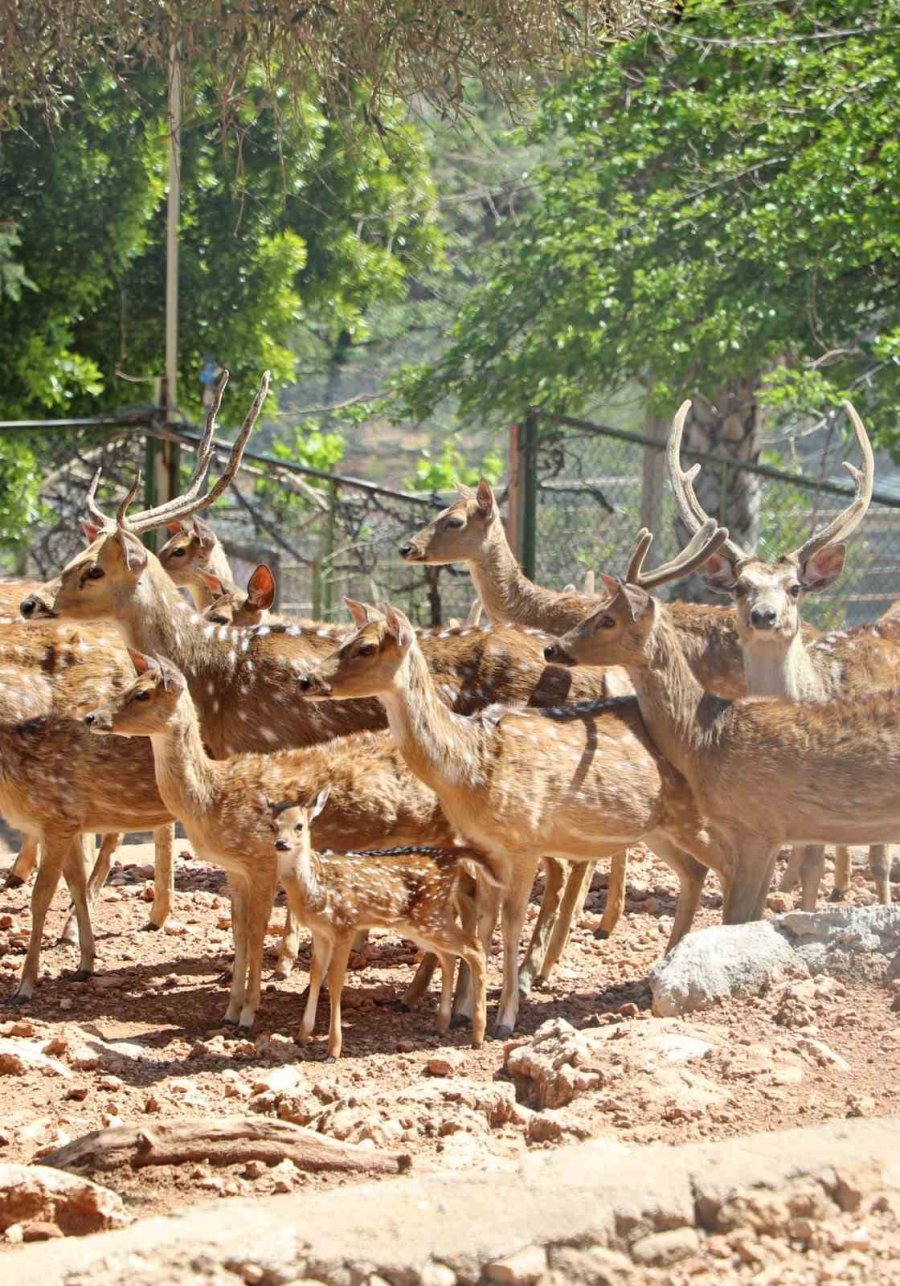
left=515, top=410, right=900, bottom=630
left=11, top=412, right=476, bottom=627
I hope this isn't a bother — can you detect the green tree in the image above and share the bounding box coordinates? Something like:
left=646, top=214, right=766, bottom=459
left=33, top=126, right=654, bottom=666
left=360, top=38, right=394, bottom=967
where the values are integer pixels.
left=400, top=0, right=900, bottom=439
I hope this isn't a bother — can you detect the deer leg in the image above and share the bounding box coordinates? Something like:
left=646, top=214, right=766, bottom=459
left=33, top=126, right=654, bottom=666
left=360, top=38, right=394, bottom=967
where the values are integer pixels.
left=665, top=852, right=707, bottom=951
left=146, top=824, right=175, bottom=930
left=61, top=837, right=95, bottom=981
left=723, top=841, right=778, bottom=925
left=8, top=834, right=76, bottom=1003
left=829, top=845, right=852, bottom=902
left=495, top=863, right=538, bottom=1039
left=518, top=857, right=565, bottom=995
left=434, top=953, right=456, bottom=1034
left=535, top=860, right=594, bottom=989
left=418, top=922, right=488, bottom=1049
left=869, top=845, right=892, bottom=904
left=5, top=835, right=39, bottom=889
left=274, top=908, right=301, bottom=981
left=598, top=852, right=626, bottom=938
left=298, top=933, right=332, bottom=1044
left=57, top=835, right=96, bottom=947
left=223, top=878, right=249, bottom=1027
left=239, top=872, right=277, bottom=1029
left=400, top=953, right=438, bottom=1010
left=60, top=833, right=121, bottom=946
left=797, top=845, right=826, bottom=912
left=452, top=871, right=500, bottom=1027
left=325, top=932, right=354, bottom=1061
left=779, top=846, right=804, bottom=893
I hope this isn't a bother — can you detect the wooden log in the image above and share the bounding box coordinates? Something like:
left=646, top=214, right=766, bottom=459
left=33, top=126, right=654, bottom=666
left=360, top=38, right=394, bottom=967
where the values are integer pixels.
left=42, top=1118, right=411, bottom=1177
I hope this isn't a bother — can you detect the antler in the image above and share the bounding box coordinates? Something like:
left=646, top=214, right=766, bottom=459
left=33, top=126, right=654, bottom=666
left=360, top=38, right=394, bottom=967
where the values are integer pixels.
left=624, top=518, right=730, bottom=592
left=667, top=400, right=749, bottom=565
left=85, top=370, right=270, bottom=536
left=788, top=401, right=874, bottom=565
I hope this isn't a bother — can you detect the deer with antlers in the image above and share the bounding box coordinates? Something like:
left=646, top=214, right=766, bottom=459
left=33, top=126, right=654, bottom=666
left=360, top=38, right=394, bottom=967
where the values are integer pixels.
left=668, top=400, right=894, bottom=908
left=297, top=601, right=727, bottom=1037
left=84, top=651, right=495, bottom=1035
left=158, top=517, right=240, bottom=611
left=546, top=502, right=900, bottom=922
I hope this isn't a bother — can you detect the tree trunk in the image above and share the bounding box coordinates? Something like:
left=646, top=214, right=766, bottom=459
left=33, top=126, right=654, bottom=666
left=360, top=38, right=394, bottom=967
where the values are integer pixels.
left=675, top=378, right=763, bottom=602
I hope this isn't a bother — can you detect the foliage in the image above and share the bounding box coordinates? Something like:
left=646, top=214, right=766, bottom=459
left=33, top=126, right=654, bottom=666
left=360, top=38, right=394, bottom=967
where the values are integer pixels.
left=406, top=438, right=504, bottom=492
left=0, top=2, right=657, bottom=130
left=399, top=0, right=900, bottom=448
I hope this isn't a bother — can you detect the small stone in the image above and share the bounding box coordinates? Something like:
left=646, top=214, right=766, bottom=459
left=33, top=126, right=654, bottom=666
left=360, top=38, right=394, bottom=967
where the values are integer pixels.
left=97, top=1074, right=123, bottom=1092
left=90, top=974, right=122, bottom=992
left=846, top=1093, right=877, bottom=1117
left=64, top=1086, right=89, bottom=1102
left=426, top=1051, right=463, bottom=1078
left=0, top=1051, right=27, bottom=1076
left=4, top=1222, right=24, bottom=1244
left=0, top=915, right=13, bottom=930
left=144, top=1095, right=162, bottom=1113
left=631, top=1227, right=700, bottom=1267
left=58, top=999, right=73, bottom=1012
left=484, top=1244, right=548, bottom=1284
left=417, top=1264, right=457, bottom=1286
left=22, top=1221, right=64, bottom=1241
left=243, top=1159, right=267, bottom=1180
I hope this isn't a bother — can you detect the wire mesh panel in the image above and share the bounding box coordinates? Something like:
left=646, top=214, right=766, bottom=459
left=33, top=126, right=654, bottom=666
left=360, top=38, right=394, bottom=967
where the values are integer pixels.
left=528, top=412, right=900, bottom=630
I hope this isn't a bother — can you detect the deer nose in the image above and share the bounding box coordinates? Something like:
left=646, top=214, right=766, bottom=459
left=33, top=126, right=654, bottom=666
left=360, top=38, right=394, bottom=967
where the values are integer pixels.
left=398, top=543, right=414, bottom=559
left=750, top=606, right=778, bottom=629
left=84, top=712, right=97, bottom=727
left=20, top=596, right=36, bottom=618
left=544, top=643, right=575, bottom=665
left=298, top=675, right=312, bottom=692
left=274, top=839, right=291, bottom=852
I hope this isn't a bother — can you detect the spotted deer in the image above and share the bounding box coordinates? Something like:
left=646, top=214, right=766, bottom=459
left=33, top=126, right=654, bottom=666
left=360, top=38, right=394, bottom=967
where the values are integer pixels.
left=271, top=794, right=498, bottom=1057
left=298, top=602, right=726, bottom=1037
left=668, top=399, right=894, bottom=908
left=23, top=374, right=631, bottom=991
left=546, top=515, right=900, bottom=923
left=201, top=564, right=277, bottom=628
left=84, top=651, right=494, bottom=1032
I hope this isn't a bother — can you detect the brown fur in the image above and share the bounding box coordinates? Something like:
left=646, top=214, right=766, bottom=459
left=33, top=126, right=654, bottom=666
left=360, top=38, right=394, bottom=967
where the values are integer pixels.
left=299, top=605, right=723, bottom=1037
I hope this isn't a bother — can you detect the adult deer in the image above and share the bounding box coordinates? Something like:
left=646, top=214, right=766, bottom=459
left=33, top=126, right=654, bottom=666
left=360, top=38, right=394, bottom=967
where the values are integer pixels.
left=668, top=399, right=893, bottom=908
left=298, top=601, right=727, bottom=1037
left=546, top=516, right=900, bottom=923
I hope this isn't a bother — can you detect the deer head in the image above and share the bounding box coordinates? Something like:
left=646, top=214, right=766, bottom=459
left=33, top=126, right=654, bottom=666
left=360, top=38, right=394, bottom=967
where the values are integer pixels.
left=20, top=371, right=268, bottom=624
left=202, top=565, right=277, bottom=627
left=668, top=399, right=873, bottom=647
left=264, top=789, right=330, bottom=854
left=545, top=520, right=729, bottom=669
left=299, top=601, right=415, bottom=699
left=399, top=479, right=499, bottom=564
left=84, top=650, right=187, bottom=735
left=158, top=518, right=220, bottom=585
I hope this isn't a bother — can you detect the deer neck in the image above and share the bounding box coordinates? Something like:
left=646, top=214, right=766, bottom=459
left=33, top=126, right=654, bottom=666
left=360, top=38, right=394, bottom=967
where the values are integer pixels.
left=116, top=558, right=222, bottom=677
left=628, top=606, right=709, bottom=780
left=741, top=630, right=822, bottom=700
left=467, top=521, right=575, bottom=632
left=147, top=697, right=220, bottom=820
left=379, top=644, right=486, bottom=794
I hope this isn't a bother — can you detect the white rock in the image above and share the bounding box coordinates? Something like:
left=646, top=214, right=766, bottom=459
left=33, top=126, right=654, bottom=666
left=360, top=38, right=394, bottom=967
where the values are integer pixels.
left=650, top=921, right=806, bottom=1017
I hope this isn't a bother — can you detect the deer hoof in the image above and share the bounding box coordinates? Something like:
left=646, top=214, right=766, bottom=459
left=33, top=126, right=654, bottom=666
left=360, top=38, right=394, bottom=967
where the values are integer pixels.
left=449, top=1013, right=471, bottom=1030
left=3, top=991, right=31, bottom=1008
left=828, top=888, right=847, bottom=903
left=3, top=873, right=24, bottom=890
left=322, top=1053, right=337, bottom=1064
left=218, top=1017, right=239, bottom=1029
left=492, top=1024, right=514, bottom=1041
left=66, top=969, right=92, bottom=983
left=594, top=928, right=610, bottom=940
left=392, top=998, right=413, bottom=1013
left=141, top=921, right=162, bottom=932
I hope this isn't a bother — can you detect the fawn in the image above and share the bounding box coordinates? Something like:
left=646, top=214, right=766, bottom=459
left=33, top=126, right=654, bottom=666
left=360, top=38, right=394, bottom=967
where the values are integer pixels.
left=270, top=793, right=497, bottom=1056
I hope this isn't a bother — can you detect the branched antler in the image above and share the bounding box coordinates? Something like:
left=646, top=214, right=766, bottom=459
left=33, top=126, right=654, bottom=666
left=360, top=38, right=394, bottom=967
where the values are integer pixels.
left=623, top=518, right=729, bottom=591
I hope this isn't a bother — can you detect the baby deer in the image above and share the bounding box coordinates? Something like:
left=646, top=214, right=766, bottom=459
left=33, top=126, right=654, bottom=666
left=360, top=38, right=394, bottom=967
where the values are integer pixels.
left=270, top=793, right=496, bottom=1057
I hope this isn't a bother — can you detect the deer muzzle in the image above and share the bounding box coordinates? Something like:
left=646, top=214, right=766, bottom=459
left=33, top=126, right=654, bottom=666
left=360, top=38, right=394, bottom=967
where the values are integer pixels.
left=83, top=709, right=113, bottom=733
left=20, top=591, right=58, bottom=620
left=297, top=670, right=331, bottom=697
left=544, top=641, right=576, bottom=666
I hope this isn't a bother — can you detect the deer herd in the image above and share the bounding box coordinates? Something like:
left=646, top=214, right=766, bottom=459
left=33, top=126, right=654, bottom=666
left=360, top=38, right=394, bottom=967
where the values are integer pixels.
left=0, top=371, right=895, bottom=1059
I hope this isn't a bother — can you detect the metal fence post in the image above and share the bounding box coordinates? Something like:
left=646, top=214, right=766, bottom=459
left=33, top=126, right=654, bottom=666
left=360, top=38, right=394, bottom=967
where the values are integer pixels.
left=640, top=416, right=667, bottom=537
left=520, top=410, right=539, bottom=581
left=322, top=477, right=338, bottom=619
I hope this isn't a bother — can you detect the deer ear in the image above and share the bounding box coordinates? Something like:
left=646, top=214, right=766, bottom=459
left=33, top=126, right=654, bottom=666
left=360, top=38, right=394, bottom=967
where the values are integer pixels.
left=157, top=656, right=186, bottom=694
left=81, top=520, right=102, bottom=543
left=247, top=564, right=276, bottom=610
left=252, top=790, right=270, bottom=816
left=193, top=517, right=217, bottom=552
left=127, top=649, right=155, bottom=676
left=308, top=786, right=330, bottom=824
left=622, top=584, right=650, bottom=622
left=344, top=598, right=370, bottom=629
left=383, top=604, right=414, bottom=650
left=117, top=529, right=148, bottom=575
left=799, top=543, right=846, bottom=592
left=199, top=571, right=226, bottom=596
left=475, top=479, right=496, bottom=517
left=703, top=551, right=739, bottom=595
left=599, top=572, right=619, bottom=596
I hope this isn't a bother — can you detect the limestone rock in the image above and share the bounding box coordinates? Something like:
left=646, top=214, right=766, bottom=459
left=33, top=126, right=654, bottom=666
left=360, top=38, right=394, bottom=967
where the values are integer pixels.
left=0, top=1163, right=128, bottom=1236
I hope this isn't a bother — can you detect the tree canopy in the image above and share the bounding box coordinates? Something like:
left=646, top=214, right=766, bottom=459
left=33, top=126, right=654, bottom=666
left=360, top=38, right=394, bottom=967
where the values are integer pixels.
left=399, top=0, right=900, bottom=445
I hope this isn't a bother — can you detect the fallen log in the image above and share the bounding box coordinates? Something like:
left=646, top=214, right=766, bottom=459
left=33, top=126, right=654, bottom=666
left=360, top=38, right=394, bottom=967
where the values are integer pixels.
left=42, top=1118, right=411, bottom=1177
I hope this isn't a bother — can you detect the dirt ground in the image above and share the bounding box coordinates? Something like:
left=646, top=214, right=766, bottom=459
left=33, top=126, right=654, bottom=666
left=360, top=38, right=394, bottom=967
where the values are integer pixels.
left=0, top=838, right=898, bottom=1277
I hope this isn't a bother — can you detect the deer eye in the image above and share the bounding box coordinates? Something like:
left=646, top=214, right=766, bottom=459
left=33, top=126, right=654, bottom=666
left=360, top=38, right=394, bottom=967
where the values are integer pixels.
left=599, top=615, right=616, bottom=629
left=86, top=566, right=105, bottom=580
left=295, top=822, right=304, bottom=833
left=208, top=614, right=229, bottom=625
left=170, top=548, right=185, bottom=557
left=356, top=643, right=377, bottom=657
left=134, top=690, right=151, bottom=701
left=788, top=583, right=801, bottom=598
left=445, top=516, right=464, bottom=529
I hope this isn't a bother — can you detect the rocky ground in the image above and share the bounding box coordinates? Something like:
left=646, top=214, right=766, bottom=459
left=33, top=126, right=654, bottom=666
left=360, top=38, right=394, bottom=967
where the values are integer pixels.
left=0, top=839, right=898, bottom=1280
